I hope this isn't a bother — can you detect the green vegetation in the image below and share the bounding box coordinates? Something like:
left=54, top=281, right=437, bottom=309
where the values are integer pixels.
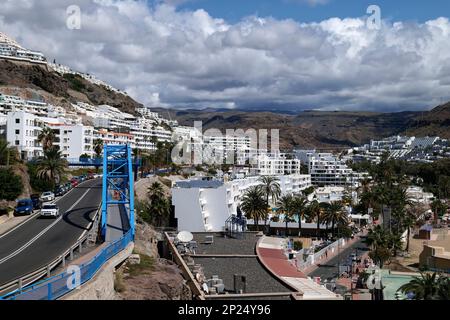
left=0, top=168, right=23, bottom=201
left=37, top=127, right=56, bottom=153
left=240, top=186, right=267, bottom=231
left=63, top=73, right=86, bottom=92
left=293, top=240, right=303, bottom=251
left=137, top=182, right=172, bottom=227
left=351, top=157, right=450, bottom=199
left=28, top=163, right=54, bottom=192
left=126, top=254, right=155, bottom=277
left=276, top=194, right=296, bottom=235
left=258, top=176, right=281, bottom=227
left=36, top=147, right=68, bottom=188
left=0, top=137, right=18, bottom=166
left=398, top=273, right=450, bottom=300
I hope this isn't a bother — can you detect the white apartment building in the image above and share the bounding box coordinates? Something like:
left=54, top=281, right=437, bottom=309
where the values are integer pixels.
left=172, top=174, right=312, bottom=232
left=48, top=123, right=95, bottom=159
left=6, top=111, right=44, bottom=160
left=94, top=129, right=135, bottom=147
left=254, top=153, right=301, bottom=176
left=0, top=94, right=49, bottom=117
left=296, top=150, right=360, bottom=187
left=0, top=42, right=46, bottom=64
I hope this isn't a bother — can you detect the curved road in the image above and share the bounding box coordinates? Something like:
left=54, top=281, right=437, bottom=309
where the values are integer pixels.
left=0, top=179, right=102, bottom=287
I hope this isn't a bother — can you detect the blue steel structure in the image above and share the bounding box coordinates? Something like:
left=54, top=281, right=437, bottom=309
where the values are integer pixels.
left=0, top=144, right=136, bottom=300
left=101, top=144, right=135, bottom=240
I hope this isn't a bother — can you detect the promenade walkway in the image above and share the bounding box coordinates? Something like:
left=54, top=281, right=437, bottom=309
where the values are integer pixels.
left=256, top=236, right=341, bottom=300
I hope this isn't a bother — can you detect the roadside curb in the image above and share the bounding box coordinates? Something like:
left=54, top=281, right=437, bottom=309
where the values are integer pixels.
left=0, top=179, right=93, bottom=239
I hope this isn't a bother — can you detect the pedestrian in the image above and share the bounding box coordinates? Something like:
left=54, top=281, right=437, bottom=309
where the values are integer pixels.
left=325, top=250, right=328, bottom=259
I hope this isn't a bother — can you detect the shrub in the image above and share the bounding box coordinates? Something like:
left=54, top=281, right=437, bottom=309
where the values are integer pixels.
left=293, top=241, right=303, bottom=251
left=0, top=168, right=23, bottom=201
left=27, top=163, right=54, bottom=192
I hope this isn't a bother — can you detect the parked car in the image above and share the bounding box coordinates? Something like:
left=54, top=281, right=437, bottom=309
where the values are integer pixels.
left=65, top=182, right=72, bottom=191
left=54, top=186, right=65, bottom=197
left=30, top=194, right=42, bottom=210
left=14, top=199, right=34, bottom=216
left=40, top=191, right=55, bottom=202
left=71, top=178, right=79, bottom=187
left=87, top=173, right=94, bottom=180
left=40, top=203, right=60, bottom=218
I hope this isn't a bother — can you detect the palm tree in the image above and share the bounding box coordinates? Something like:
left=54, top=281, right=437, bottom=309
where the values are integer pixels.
left=308, top=200, right=323, bottom=238
left=277, top=194, right=295, bottom=236
left=93, top=139, right=104, bottom=159
left=436, top=277, right=450, bottom=300
left=258, top=176, right=281, bottom=227
left=147, top=182, right=170, bottom=227
left=398, top=273, right=441, bottom=300
left=241, top=186, right=267, bottom=231
left=291, top=195, right=308, bottom=236
left=38, top=127, right=56, bottom=152
left=322, top=201, right=348, bottom=239
left=0, top=138, right=18, bottom=167
left=37, top=147, right=67, bottom=187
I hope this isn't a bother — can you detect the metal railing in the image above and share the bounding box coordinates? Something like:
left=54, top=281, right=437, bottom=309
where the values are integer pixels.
left=0, top=206, right=101, bottom=296
left=0, top=228, right=133, bottom=300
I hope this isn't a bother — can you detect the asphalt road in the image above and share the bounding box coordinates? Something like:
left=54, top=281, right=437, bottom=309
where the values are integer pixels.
left=0, top=178, right=102, bottom=286
left=309, top=236, right=370, bottom=282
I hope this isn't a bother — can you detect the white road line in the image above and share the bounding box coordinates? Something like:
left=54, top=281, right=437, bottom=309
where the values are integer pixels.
left=0, top=188, right=92, bottom=266
left=0, top=179, right=95, bottom=240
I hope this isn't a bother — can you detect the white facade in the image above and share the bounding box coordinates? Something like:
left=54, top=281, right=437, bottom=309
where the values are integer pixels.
left=94, top=129, right=135, bottom=147
left=254, top=153, right=301, bottom=176
left=49, top=124, right=95, bottom=159
left=6, top=111, right=44, bottom=160
left=172, top=174, right=312, bottom=232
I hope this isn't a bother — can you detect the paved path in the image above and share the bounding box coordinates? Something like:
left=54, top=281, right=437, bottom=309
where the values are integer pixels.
left=105, top=204, right=130, bottom=243
left=308, top=235, right=369, bottom=281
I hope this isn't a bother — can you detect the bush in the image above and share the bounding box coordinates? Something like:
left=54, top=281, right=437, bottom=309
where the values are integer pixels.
left=27, top=163, right=54, bottom=192
left=293, top=241, right=303, bottom=251
left=63, top=74, right=86, bottom=92
left=0, top=168, right=23, bottom=201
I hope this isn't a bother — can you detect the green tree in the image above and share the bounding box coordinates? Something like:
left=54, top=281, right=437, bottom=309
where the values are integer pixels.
left=307, top=200, right=323, bottom=238
left=291, top=195, right=308, bottom=236
left=398, top=273, right=442, bottom=300
left=277, top=194, right=295, bottom=236
left=322, top=201, right=348, bottom=238
left=38, top=127, right=56, bottom=153
left=241, top=186, right=267, bottom=232
left=93, top=139, right=104, bottom=159
left=0, top=168, right=23, bottom=201
left=258, top=176, right=281, bottom=227
left=0, top=138, right=18, bottom=167
left=37, top=147, right=67, bottom=187
left=147, top=182, right=171, bottom=227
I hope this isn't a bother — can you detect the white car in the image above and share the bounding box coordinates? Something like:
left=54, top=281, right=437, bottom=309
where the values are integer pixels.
left=40, top=204, right=60, bottom=218
left=40, top=191, right=55, bottom=202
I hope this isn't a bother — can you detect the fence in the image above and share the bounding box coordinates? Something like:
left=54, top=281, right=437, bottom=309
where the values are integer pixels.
left=0, top=230, right=133, bottom=300
left=297, top=238, right=347, bottom=271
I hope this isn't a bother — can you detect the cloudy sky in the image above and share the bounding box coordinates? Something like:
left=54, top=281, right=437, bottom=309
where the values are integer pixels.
left=1, top=0, right=450, bottom=112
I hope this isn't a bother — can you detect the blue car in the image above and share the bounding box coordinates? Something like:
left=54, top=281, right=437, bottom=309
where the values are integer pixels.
left=15, top=199, right=34, bottom=216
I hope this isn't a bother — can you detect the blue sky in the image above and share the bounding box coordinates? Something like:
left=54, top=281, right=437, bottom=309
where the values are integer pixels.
left=175, top=0, right=450, bottom=23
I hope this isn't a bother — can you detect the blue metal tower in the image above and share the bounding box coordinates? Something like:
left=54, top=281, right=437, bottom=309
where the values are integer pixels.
left=101, top=144, right=135, bottom=240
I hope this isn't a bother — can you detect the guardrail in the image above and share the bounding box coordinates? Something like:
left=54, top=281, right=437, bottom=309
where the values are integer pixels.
left=0, top=228, right=133, bottom=300
left=0, top=205, right=102, bottom=299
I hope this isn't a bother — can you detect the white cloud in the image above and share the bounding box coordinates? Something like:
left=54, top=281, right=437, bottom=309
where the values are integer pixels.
left=0, top=0, right=449, bottom=112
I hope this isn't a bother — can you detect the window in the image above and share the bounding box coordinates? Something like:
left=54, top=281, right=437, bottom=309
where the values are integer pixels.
left=15, top=129, right=20, bottom=135
left=15, top=118, right=20, bottom=124
left=15, top=140, right=19, bottom=146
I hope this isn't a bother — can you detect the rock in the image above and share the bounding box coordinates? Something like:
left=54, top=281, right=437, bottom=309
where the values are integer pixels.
left=128, top=254, right=141, bottom=265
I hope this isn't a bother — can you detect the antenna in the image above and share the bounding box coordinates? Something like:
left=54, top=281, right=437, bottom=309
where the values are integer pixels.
left=177, top=230, right=194, bottom=243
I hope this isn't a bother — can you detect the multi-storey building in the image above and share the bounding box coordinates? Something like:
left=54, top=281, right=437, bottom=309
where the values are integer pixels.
left=0, top=32, right=46, bottom=64
left=254, top=153, right=301, bottom=176
left=49, top=123, right=95, bottom=159
left=6, top=111, right=44, bottom=160
left=172, top=174, right=312, bottom=232
left=0, top=94, right=49, bottom=117
left=94, top=129, right=135, bottom=147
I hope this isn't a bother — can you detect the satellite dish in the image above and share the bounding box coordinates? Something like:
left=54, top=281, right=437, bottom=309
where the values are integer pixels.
left=177, top=231, right=194, bottom=243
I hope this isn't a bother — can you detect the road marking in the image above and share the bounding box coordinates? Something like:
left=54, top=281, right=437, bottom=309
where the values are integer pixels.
left=0, top=179, right=96, bottom=240
left=0, top=188, right=92, bottom=266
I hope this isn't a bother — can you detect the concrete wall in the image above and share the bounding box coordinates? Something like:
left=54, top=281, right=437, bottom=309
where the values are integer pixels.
left=419, top=245, right=450, bottom=271
left=62, top=243, right=134, bottom=300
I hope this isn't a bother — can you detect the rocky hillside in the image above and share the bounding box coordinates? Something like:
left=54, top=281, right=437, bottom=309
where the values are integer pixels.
left=0, top=59, right=142, bottom=115
left=154, top=104, right=449, bottom=150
